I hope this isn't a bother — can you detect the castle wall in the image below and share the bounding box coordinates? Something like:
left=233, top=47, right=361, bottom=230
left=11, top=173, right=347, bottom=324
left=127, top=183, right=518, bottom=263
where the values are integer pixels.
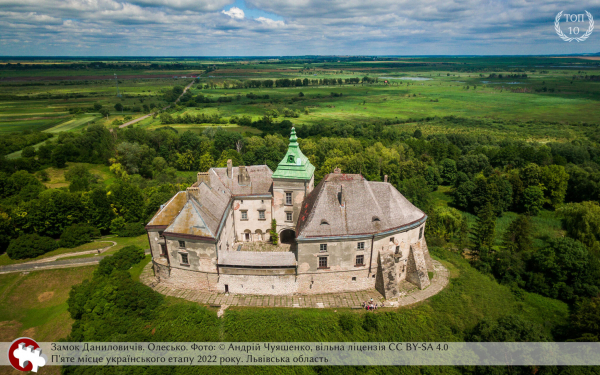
left=147, top=229, right=164, bottom=259
left=232, top=197, right=272, bottom=242
left=165, top=236, right=218, bottom=273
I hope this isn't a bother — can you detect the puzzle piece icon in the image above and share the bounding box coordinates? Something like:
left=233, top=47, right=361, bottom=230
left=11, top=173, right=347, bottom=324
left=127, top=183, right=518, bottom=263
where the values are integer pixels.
left=13, top=342, right=47, bottom=372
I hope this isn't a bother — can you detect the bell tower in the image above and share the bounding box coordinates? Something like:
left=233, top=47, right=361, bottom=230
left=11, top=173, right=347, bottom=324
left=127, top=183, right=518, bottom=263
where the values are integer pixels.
left=271, top=127, right=315, bottom=238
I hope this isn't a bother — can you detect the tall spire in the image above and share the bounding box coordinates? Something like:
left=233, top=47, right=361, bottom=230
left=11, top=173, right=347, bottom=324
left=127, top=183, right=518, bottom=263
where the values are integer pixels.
left=289, top=127, right=298, bottom=148
left=272, top=127, right=315, bottom=180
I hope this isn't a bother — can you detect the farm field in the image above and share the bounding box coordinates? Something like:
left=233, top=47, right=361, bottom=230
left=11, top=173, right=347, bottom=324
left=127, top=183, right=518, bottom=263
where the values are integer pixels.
left=0, top=56, right=599, bottom=374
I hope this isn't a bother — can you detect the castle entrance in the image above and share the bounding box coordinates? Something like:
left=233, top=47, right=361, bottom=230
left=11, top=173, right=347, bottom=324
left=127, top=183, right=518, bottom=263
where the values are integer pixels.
left=280, top=229, right=296, bottom=244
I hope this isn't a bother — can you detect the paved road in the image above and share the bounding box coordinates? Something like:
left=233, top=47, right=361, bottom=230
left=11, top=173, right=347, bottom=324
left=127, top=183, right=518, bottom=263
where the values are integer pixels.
left=0, top=249, right=151, bottom=275
left=119, top=80, right=195, bottom=128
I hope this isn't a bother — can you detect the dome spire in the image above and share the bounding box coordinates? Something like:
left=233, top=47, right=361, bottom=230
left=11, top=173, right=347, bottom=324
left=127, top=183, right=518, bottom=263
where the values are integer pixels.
left=289, top=127, right=298, bottom=148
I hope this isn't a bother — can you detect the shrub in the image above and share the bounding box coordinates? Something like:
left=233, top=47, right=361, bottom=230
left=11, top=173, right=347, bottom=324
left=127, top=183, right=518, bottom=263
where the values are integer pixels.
left=117, top=222, right=146, bottom=237
left=7, top=234, right=58, bottom=259
left=60, top=224, right=101, bottom=248
left=96, top=245, right=145, bottom=276
left=110, top=217, right=126, bottom=234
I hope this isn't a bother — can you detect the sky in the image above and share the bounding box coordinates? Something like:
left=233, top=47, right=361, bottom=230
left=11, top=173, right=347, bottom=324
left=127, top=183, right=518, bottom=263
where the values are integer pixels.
left=0, top=0, right=598, bottom=56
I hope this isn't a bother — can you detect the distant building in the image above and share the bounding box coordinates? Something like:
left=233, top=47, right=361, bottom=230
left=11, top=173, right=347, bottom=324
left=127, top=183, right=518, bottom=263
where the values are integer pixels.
left=146, top=128, right=432, bottom=297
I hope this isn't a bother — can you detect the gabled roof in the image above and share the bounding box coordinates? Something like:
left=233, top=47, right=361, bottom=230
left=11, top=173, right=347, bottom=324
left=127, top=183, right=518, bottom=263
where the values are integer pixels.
left=296, top=173, right=425, bottom=239
left=272, top=127, right=315, bottom=180
left=146, top=191, right=188, bottom=228
left=165, top=199, right=214, bottom=238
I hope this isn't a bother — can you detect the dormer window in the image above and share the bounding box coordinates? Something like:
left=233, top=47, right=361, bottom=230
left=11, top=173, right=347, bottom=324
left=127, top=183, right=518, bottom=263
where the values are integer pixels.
left=320, top=220, right=329, bottom=225
left=287, top=155, right=295, bottom=163
left=372, top=216, right=380, bottom=222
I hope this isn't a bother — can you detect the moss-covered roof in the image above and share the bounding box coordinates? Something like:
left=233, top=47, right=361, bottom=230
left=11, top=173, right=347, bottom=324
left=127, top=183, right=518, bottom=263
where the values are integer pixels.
left=272, top=127, right=315, bottom=180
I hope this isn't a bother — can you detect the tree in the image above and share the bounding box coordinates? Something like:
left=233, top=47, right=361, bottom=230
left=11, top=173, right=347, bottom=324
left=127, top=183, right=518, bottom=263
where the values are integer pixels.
left=502, top=215, right=533, bottom=253
left=109, top=181, right=145, bottom=223
left=86, top=187, right=115, bottom=233
left=7, top=234, right=58, bottom=260
left=60, top=223, right=101, bottom=248
left=440, top=158, right=457, bottom=185
left=96, top=245, right=145, bottom=276
left=413, top=129, right=422, bottom=139
left=527, top=237, right=600, bottom=302
left=569, top=296, right=600, bottom=341
left=99, top=108, right=110, bottom=118
left=557, top=201, right=600, bottom=252
left=521, top=185, right=545, bottom=216
left=93, top=103, right=102, bottom=111
left=270, top=219, right=278, bottom=245
left=456, top=215, right=469, bottom=253
left=540, top=164, right=569, bottom=208
left=51, top=147, right=67, bottom=168
left=470, top=315, right=549, bottom=342
left=114, top=103, right=123, bottom=112
left=426, top=206, right=463, bottom=241
left=21, top=146, right=36, bottom=158
left=472, top=202, right=497, bottom=256
left=396, top=176, right=433, bottom=211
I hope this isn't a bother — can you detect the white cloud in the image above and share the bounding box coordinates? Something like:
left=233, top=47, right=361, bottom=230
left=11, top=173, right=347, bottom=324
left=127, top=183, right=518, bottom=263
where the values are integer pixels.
left=255, top=16, right=284, bottom=27
left=222, top=6, right=244, bottom=19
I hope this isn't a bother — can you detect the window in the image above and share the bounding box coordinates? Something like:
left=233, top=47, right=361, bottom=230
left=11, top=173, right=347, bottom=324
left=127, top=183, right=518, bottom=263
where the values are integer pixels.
left=285, top=192, right=292, bottom=205
left=390, top=237, right=395, bottom=243
left=372, top=216, right=380, bottom=222
left=321, top=220, right=329, bottom=225
left=287, top=155, right=295, bottom=163
left=395, top=246, right=400, bottom=254
left=352, top=277, right=357, bottom=281
left=356, top=254, right=364, bottom=266
left=318, top=256, right=328, bottom=268
left=258, top=210, right=266, bottom=220
left=178, top=240, right=185, bottom=248
left=357, top=242, right=365, bottom=250
left=241, top=210, right=248, bottom=220
left=180, top=253, right=189, bottom=265
left=286, top=212, right=293, bottom=222
left=320, top=244, right=327, bottom=252
left=419, top=226, right=423, bottom=239
left=160, top=244, right=167, bottom=257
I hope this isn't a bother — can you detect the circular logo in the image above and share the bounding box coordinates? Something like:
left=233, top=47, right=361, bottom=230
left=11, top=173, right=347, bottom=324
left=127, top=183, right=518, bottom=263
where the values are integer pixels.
left=7, top=337, right=47, bottom=372
left=555, top=11, right=594, bottom=42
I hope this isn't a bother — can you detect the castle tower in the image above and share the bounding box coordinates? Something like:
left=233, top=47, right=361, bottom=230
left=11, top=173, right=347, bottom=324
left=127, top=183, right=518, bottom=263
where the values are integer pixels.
left=271, top=127, right=315, bottom=242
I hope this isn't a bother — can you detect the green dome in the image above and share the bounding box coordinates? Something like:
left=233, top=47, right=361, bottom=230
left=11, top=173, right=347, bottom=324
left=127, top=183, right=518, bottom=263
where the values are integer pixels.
left=272, top=127, right=315, bottom=180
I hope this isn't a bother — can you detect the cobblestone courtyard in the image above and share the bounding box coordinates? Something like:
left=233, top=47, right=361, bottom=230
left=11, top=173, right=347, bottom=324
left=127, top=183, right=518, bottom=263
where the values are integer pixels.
left=140, top=260, right=449, bottom=309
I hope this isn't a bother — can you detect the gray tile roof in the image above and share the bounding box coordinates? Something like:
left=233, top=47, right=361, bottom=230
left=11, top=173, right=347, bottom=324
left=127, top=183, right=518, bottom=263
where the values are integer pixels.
left=218, top=251, right=296, bottom=267
left=296, top=173, right=425, bottom=239
left=212, top=165, right=273, bottom=195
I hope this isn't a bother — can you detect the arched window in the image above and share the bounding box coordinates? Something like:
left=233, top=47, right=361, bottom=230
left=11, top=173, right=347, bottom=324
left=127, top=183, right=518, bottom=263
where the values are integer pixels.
left=255, top=229, right=263, bottom=242
left=244, top=229, right=251, bottom=242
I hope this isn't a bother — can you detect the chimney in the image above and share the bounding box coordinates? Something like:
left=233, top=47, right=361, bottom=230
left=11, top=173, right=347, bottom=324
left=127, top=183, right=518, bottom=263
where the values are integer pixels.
left=197, top=172, right=209, bottom=186
left=384, top=175, right=388, bottom=183
left=238, top=166, right=251, bottom=185
left=227, top=159, right=232, bottom=179
left=334, top=167, right=341, bottom=174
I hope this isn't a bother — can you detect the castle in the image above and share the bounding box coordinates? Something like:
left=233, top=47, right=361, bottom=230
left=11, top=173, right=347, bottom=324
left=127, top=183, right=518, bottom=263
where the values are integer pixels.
left=146, top=128, right=433, bottom=298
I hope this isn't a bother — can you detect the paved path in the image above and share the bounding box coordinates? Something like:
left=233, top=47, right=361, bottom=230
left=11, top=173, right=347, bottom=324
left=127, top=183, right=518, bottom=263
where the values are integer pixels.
left=25, top=241, right=117, bottom=264
left=119, top=80, right=195, bottom=128
left=0, top=248, right=151, bottom=275
left=139, top=260, right=449, bottom=309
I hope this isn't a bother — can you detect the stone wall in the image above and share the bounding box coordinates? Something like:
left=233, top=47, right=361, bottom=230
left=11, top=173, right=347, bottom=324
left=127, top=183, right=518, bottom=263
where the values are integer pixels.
left=218, top=274, right=297, bottom=295
left=297, top=268, right=374, bottom=294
